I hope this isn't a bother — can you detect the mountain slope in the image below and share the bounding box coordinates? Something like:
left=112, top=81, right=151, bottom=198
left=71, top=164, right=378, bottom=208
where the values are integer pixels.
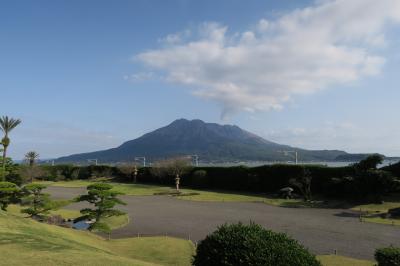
left=57, top=119, right=349, bottom=163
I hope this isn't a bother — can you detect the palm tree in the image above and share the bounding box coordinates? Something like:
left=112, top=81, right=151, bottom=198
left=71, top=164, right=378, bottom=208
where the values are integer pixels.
left=25, top=151, right=39, bottom=167
left=0, top=116, right=22, bottom=171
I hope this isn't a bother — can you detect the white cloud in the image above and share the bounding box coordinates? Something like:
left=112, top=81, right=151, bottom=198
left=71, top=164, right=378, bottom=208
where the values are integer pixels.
left=124, top=72, right=156, bottom=82
left=136, top=0, right=400, bottom=118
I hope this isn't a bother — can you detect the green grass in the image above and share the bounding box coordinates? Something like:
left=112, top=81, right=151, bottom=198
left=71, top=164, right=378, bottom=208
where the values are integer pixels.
left=0, top=210, right=195, bottom=265
left=6, top=204, right=130, bottom=230
left=317, top=255, right=375, bottom=266
left=362, top=216, right=400, bottom=226
left=351, top=197, right=400, bottom=227
left=0, top=209, right=376, bottom=266
left=352, top=200, right=400, bottom=213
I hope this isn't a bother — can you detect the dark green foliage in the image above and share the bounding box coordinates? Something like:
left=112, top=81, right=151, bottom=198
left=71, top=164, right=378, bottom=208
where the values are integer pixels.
left=0, top=182, right=20, bottom=210
left=21, top=183, right=53, bottom=217
left=136, top=164, right=355, bottom=197
left=382, top=161, right=400, bottom=178
left=354, top=154, right=384, bottom=171
left=75, top=183, right=126, bottom=233
left=375, top=246, right=400, bottom=266
left=43, top=160, right=397, bottom=202
left=5, top=172, right=23, bottom=186
left=0, top=157, right=21, bottom=183
left=191, top=170, right=208, bottom=188
left=351, top=170, right=397, bottom=202
left=289, top=167, right=313, bottom=201
left=40, top=165, right=119, bottom=181
left=193, top=222, right=321, bottom=266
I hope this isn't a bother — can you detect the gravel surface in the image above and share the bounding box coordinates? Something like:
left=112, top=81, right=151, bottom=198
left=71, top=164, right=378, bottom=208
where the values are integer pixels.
left=46, top=186, right=400, bottom=260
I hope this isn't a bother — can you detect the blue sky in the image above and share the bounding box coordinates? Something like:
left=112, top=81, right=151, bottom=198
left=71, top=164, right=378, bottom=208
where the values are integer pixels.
left=1, top=0, right=400, bottom=159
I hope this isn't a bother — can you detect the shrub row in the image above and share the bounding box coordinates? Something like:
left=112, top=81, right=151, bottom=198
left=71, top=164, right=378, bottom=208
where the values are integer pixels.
left=136, top=164, right=357, bottom=197
left=24, top=162, right=399, bottom=199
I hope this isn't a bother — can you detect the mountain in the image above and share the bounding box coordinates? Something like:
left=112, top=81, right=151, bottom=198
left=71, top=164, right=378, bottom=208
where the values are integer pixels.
left=56, top=119, right=356, bottom=163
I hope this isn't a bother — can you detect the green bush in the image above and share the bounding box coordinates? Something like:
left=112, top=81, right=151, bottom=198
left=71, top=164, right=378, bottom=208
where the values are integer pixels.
left=375, top=246, right=400, bottom=266
left=0, top=182, right=20, bottom=211
left=193, top=222, right=321, bottom=266
left=191, top=170, right=208, bottom=188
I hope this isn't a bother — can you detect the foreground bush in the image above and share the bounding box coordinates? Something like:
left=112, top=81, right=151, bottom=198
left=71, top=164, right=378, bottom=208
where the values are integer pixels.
left=193, top=222, right=321, bottom=266
left=375, top=246, right=400, bottom=266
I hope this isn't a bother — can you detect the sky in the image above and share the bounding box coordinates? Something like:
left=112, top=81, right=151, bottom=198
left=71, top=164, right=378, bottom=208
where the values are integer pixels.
left=1, top=0, right=400, bottom=159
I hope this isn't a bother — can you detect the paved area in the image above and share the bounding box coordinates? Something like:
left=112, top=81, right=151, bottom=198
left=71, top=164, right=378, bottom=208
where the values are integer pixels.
left=46, top=186, right=400, bottom=260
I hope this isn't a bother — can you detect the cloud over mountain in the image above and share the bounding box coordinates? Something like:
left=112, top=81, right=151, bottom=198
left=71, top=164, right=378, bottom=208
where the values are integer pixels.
left=136, top=0, right=400, bottom=118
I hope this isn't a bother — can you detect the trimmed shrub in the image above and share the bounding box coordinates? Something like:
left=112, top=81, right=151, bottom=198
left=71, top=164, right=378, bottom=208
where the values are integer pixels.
left=375, top=246, right=400, bottom=266
left=191, top=170, right=208, bottom=188
left=193, top=222, right=321, bottom=266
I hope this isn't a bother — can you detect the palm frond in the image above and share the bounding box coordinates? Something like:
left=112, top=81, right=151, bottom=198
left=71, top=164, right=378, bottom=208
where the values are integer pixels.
left=0, top=116, right=22, bottom=134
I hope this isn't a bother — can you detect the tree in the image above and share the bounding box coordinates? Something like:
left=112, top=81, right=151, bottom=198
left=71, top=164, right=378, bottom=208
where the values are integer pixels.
left=0, top=181, right=20, bottom=211
left=193, top=222, right=321, bottom=266
left=0, top=157, right=20, bottom=183
left=0, top=116, right=21, bottom=176
left=355, top=154, right=384, bottom=171
left=152, top=157, right=191, bottom=192
left=75, top=183, right=126, bottom=233
left=25, top=151, right=39, bottom=167
left=21, top=183, right=53, bottom=217
left=352, top=170, right=396, bottom=203
left=350, top=154, right=394, bottom=203
left=19, top=165, right=45, bottom=183
left=118, top=163, right=138, bottom=183
left=289, top=167, right=313, bottom=201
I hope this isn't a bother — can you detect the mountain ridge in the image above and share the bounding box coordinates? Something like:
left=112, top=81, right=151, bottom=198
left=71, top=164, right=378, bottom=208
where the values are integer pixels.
left=56, top=119, right=369, bottom=163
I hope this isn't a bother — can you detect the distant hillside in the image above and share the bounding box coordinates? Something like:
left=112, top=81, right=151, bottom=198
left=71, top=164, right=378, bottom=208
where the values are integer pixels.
left=57, top=119, right=368, bottom=163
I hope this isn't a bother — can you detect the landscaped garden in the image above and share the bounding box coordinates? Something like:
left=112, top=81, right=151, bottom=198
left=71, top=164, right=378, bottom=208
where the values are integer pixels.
left=0, top=118, right=399, bottom=266
left=0, top=210, right=386, bottom=266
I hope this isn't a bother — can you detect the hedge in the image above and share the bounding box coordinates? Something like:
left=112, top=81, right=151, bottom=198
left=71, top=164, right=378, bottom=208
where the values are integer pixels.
left=136, top=164, right=355, bottom=197
left=33, top=163, right=399, bottom=199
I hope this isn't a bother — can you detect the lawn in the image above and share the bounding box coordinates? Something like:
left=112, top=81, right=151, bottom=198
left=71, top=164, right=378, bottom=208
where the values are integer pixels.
left=351, top=197, right=400, bottom=227
left=0, top=209, right=378, bottom=266
left=0, top=210, right=195, bottom=266
left=317, top=255, right=374, bottom=266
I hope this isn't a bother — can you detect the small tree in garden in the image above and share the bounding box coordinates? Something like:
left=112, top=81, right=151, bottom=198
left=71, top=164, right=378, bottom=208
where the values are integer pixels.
left=349, top=154, right=396, bottom=203
left=19, top=165, right=45, bottom=183
left=0, top=181, right=20, bottom=211
left=24, top=151, right=39, bottom=167
left=0, top=157, right=19, bottom=181
left=118, top=163, right=138, bottom=183
left=355, top=154, right=384, bottom=171
left=152, top=157, right=191, bottom=192
left=75, top=183, right=126, bottom=233
left=21, top=183, right=53, bottom=217
left=289, top=167, right=313, bottom=201
left=193, top=222, right=321, bottom=266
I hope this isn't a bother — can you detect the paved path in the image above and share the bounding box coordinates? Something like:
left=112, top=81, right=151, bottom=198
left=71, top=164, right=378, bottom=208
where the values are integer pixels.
left=46, top=186, right=400, bottom=260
